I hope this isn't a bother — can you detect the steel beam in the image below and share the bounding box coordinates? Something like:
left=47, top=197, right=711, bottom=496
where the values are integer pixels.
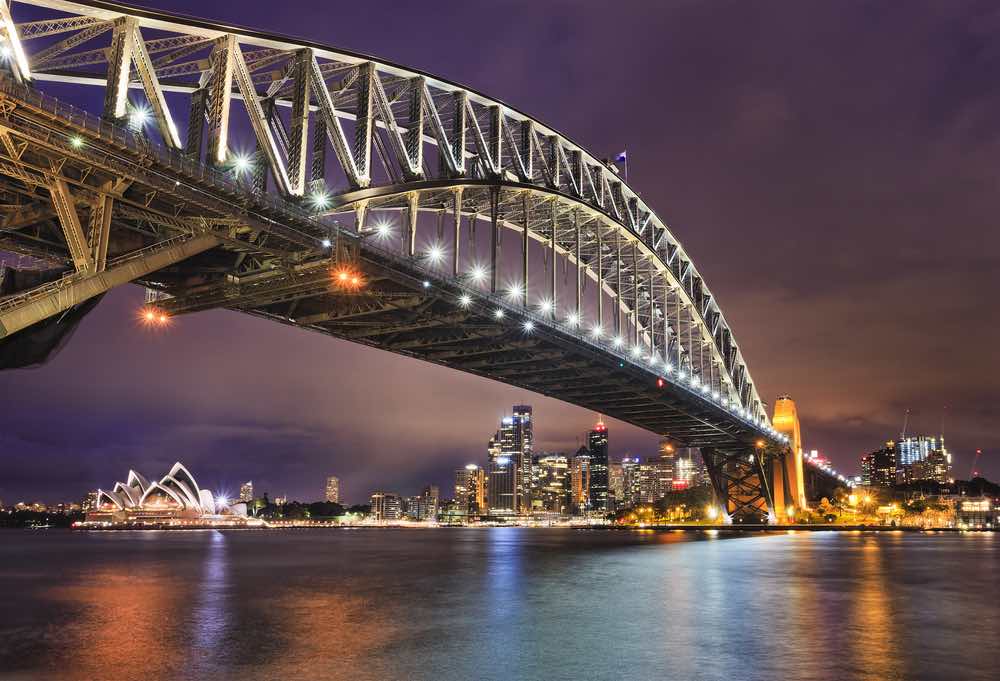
left=0, top=233, right=220, bottom=338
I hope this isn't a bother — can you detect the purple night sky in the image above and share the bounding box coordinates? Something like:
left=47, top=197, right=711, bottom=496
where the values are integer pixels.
left=1, top=0, right=998, bottom=503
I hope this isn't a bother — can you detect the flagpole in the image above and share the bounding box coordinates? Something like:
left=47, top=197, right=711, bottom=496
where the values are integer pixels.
left=624, top=148, right=628, bottom=183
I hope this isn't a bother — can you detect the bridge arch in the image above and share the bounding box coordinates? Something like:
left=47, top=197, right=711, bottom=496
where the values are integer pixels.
left=0, top=0, right=811, bottom=521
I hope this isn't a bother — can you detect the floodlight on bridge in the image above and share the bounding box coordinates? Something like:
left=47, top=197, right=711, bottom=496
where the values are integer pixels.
left=310, top=191, right=332, bottom=210
left=494, top=309, right=504, bottom=319
left=523, top=321, right=535, bottom=333
left=458, top=294, right=472, bottom=307
left=566, top=312, right=580, bottom=327
left=426, top=244, right=445, bottom=264
left=231, top=153, right=252, bottom=175
left=128, top=105, right=151, bottom=130
left=612, top=336, right=623, bottom=348
left=374, top=220, right=394, bottom=238
left=469, top=264, right=488, bottom=284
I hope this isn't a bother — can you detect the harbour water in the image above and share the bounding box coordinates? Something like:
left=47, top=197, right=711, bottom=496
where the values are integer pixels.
left=0, top=529, right=996, bottom=680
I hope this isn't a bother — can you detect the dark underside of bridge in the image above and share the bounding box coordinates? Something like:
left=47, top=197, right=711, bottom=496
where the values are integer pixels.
left=157, top=245, right=766, bottom=453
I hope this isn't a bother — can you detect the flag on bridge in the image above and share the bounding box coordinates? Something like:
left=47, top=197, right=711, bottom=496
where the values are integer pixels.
left=615, top=150, right=627, bottom=163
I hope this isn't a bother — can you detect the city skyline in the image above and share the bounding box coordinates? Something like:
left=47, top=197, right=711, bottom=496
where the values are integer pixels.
left=1, top=0, right=997, bottom=502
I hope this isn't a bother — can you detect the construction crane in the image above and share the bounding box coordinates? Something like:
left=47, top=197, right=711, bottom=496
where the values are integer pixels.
left=969, top=448, right=983, bottom=479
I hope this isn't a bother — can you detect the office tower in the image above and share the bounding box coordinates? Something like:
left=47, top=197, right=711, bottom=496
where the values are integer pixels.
left=897, top=436, right=939, bottom=467
left=571, top=447, right=591, bottom=513
left=370, top=491, right=402, bottom=520
left=608, top=460, right=624, bottom=511
left=638, top=458, right=667, bottom=503
left=621, top=457, right=642, bottom=507
left=239, top=481, right=253, bottom=503
left=324, top=476, right=340, bottom=503
left=455, top=464, right=487, bottom=517
left=588, top=420, right=609, bottom=512
left=512, top=405, right=534, bottom=513
left=488, top=406, right=533, bottom=515
left=863, top=442, right=897, bottom=487
left=488, top=432, right=516, bottom=516
left=421, top=485, right=439, bottom=520
left=533, top=454, right=570, bottom=513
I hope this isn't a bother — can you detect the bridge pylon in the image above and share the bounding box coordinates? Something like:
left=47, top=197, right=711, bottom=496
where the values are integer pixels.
left=701, top=446, right=774, bottom=524
left=772, top=396, right=806, bottom=518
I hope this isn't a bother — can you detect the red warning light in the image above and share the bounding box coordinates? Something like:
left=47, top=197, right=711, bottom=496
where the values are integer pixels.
left=656, top=378, right=665, bottom=388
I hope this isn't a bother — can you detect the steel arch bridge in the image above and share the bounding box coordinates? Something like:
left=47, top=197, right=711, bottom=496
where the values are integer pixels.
left=0, top=0, right=818, bottom=522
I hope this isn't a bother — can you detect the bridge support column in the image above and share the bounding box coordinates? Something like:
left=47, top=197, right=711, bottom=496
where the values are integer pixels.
left=521, top=193, right=529, bottom=307
left=596, top=226, right=603, bottom=328
left=407, top=192, right=418, bottom=256
left=701, top=446, right=774, bottom=524
left=452, top=188, right=462, bottom=277
left=549, top=201, right=557, bottom=318
left=489, top=185, right=499, bottom=293
left=574, top=210, right=581, bottom=320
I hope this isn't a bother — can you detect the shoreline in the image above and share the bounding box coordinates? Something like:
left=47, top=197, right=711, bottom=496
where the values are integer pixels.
left=14, top=523, right=992, bottom=533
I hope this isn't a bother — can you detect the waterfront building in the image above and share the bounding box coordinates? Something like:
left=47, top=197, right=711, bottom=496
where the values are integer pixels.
left=488, top=407, right=533, bottom=516
left=455, top=464, right=487, bottom=518
left=862, top=442, right=898, bottom=488
left=588, top=421, right=609, bottom=512
left=571, top=447, right=591, bottom=513
left=896, top=436, right=951, bottom=484
left=956, top=498, right=994, bottom=529
left=608, top=460, right=624, bottom=511
left=421, top=485, right=440, bottom=520
left=487, top=432, right=516, bottom=516
left=370, top=491, right=402, bottom=521
left=239, top=481, right=253, bottom=503
left=898, top=436, right=940, bottom=467
left=513, top=405, right=534, bottom=513
left=620, top=457, right=642, bottom=507
left=908, top=448, right=952, bottom=484
left=638, top=455, right=673, bottom=503
left=80, top=490, right=99, bottom=512
left=274, top=495, right=287, bottom=506
left=88, top=462, right=247, bottom=523
left=325, top=476, right=340, bottom=503
left=532, top=454, right=571, bottom=514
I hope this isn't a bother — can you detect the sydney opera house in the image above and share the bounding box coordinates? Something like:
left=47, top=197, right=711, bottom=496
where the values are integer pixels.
left=85, top=462, right=249, bottom=526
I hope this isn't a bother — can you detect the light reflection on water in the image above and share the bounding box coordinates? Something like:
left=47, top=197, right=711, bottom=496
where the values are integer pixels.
left=0, top=529, right=996, bottom=681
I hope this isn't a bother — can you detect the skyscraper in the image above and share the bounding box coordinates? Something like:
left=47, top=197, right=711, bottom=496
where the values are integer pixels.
left=488, top=406, right=533, bottom=515
left=571, top=447, right=591, bottom=514
left=487, top=431, right=516, bottom=516
left=608, top=460, right=624, bottom=512
left=532, top=454, right=571, bottom=513
left=862, top=442, right=897, bottom=488
left=621, top=457, right=642, bottom=507
left=587, top=420, right=609, bottom=512
left=324, top=476, right=340, bottom=503
left=370, top=491, right=402, bottom=520
left=512, top=405, right=534, bottom=513
left=455, top=464, right=487, bottom=517
left=239, top=481, right=253, bottom=503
